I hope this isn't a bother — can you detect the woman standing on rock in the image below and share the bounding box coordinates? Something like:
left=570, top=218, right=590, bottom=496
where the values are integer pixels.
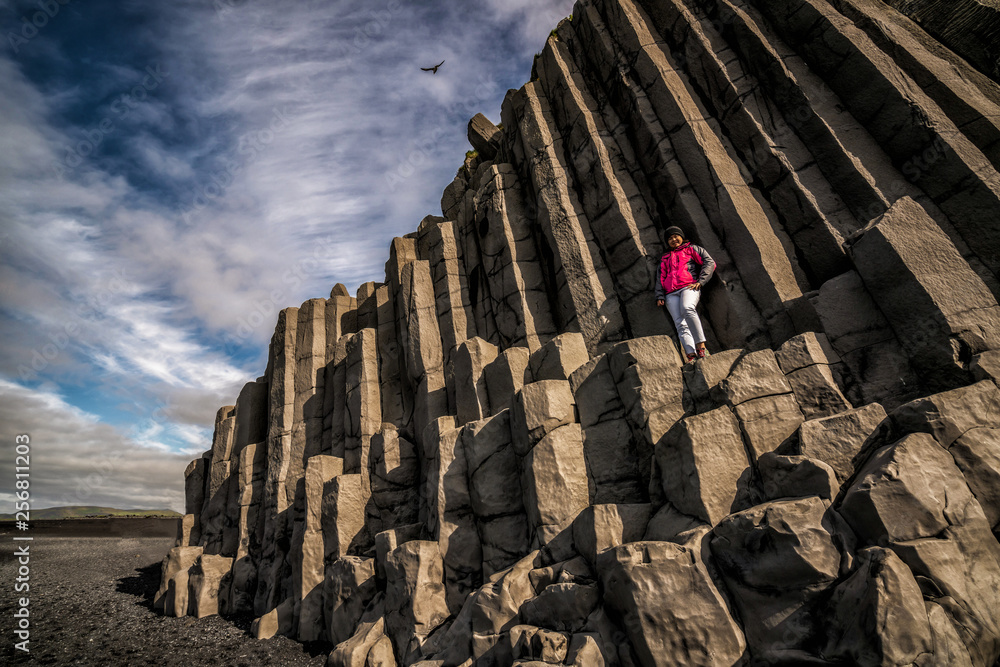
left=655, top=226, right=716, bottom=362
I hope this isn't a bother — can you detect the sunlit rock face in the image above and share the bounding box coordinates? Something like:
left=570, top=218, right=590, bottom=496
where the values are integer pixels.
left=159, top=0, right=1000, bottom=664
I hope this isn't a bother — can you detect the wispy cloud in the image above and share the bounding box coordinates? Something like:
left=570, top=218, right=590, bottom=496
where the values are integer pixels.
left=0, top=0, right=573, bottom=507
left=0, top=380, right=190, bottom=512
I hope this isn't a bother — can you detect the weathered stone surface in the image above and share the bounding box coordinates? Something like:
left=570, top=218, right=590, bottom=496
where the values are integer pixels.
left=479, top=514, right=531, bottom=577
left=642, top=503, right=704, bottom=543
left=851, top=197, right=1000, bottom=391
left=510, top=381, right=577, bottom=457
left=453, top=338, right=498, bottom=425
left=797, top=403, right=888, bottom=483
left=972, top=351, right=1000, bottom=385
left=233, top=380, right=269, bottom=458
left=784, top=362, right=853, bottom=419
left=756, top=452, right=839, bottom=502
left=344, top=329, right=381, bottom=496
left=513, top=81, right=625, bottom=353
left=325, top=557, right=377, bottom=647
left=297, top=454, right=343, bottom=641
left=526, top=332, right=589, bottom=383
left=775, top=332, right=842, bottom=373
left=571, top=503, right=651, bottom=567
left=711, top=497, right=854, bottom=661
left=176, top=514, right=198, bottom=548
left=815, top=270, right=918, bottom=407
left=184, top=458, right=207, bottom=517
left=951, top=427, right=1000, bottom=533
left=824, top=546, right=934, bottom=666
left=475, top=165, right=558, bottom=354
left=682, top=348, right=742, bottom=413
left=656, top=406, right=749, bottom=525
left=839, top=432, right=1000, bottom=665
left=368, top=426, right=420, bottom=535
left=565, top=633, right=605, bottom=667
left=322, top=474, right=367, bottom=559
left=865, top=379, right=1000, bottom=452
left=599, top=541, right=745, bottom=667
left=155, top=546, right=203, bottom=617
left=327, top=597, right=387, bottom=667
left=365, top=635, right=396, bottom=667
left=734, top=392, right=804, bottom=459
left=569, top=354, right=624, bottom=428
left=484, top=347, right=530, bottom=415
left=509, top=625, right=569, bottom=664
left=252, top=597, right=294, bottom=640
left=468, top=113, right=500, bottom=160
left=520, top=582, right=598, bottom=633
left=520, top=424, right=589, bottom=545
left=463, top=410, right=522, bottom=519
left=715, top=348, right=791, bottom=406
left=384, top=541, right=451, bottom=662
left=188, top=554, right=234, bottom=619
left=580, top=418, right=644, bottom=504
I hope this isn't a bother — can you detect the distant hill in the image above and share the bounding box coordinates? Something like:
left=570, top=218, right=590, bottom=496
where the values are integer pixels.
left=0, top=506, right=181, bottom=521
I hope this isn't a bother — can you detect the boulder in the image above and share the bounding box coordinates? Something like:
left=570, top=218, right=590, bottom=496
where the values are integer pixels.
left=599, top=541, right=745, bottom=667
left=733, top=392, right=804, bottom=459
left=655, top=406, right=750, bottom=524
left=711, top=497, right=854, bottom=661
left=756, top=452, right=839, bottom=502
left=571, top=503, right=651, bottom=566
left=972, top=350, right=1000, bottom=385
left=509, top=625, right=570, bottom=664
left=519, top=583, right=599, bottom=633
left=823, top=547, right=934, bottom=666
left=510, top=381, right=577, bottom=456
left=520, top=424, right=589, bottom=545
left=797, top=403, right=887, bottom=483
left=527, top=331, right=590, bottom=382
left=839, top=432, right=1000, bottom=665
left=327, top=596, right=387, bottom=667
left=154, top=546, right=203, bottom=617
left=784, top=362, right=853, bottom=419
left=682, top=348, right=743, bottom=412
left=714, top=349, right=791, bottom=406
left=188, top=554, right=234, bottom=619
left=775, top=332, right=842, bottom=373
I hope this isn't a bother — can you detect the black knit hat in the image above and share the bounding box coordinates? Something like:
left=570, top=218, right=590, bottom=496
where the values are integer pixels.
left=664, top=226, right=685, bottom=240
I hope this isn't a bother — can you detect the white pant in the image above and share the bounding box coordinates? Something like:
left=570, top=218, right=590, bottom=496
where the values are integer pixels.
left=665, top=287, right=705, bottom=355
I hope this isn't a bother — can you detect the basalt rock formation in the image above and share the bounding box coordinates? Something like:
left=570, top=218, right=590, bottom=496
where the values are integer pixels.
left=156, top=0, right=1000, bottom=665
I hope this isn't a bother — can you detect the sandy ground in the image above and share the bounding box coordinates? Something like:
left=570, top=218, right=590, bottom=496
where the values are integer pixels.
left=0, top=520, right=329, bottom=666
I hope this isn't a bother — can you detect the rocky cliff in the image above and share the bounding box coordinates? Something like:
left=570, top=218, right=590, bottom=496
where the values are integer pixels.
left=155, top=0, right=1000, bottom=665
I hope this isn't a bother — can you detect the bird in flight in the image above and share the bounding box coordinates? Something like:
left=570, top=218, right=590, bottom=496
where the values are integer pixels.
left=421, top=60, right=445, bottom=74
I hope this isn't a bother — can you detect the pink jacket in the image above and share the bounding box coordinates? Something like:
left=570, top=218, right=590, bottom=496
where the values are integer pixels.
left=655, top=242, right=716, bottom=298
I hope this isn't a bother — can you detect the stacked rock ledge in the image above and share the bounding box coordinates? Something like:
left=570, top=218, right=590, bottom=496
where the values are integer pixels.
left=159, top=0, right=1000, bottom=665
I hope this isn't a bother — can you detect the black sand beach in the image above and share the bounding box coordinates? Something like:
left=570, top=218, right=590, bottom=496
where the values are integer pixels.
left=0, top=519, right=327, bottom=666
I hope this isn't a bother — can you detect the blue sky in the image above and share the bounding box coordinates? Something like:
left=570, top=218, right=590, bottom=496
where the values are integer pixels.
left=0, top=0, right=575, bottom=512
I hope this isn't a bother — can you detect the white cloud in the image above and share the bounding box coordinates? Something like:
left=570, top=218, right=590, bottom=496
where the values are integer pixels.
left=0, top=0, right=574, bottom=507
left=0, top=380, right=190, bottom=512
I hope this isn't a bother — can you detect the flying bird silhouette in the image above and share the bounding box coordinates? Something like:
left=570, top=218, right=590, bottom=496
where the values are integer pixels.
left=421, top=60, right=445, bottom=74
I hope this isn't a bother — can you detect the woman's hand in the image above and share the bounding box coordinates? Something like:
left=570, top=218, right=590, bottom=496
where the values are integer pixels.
left=689, top=283, right=701, bottom=291
left=656, top=299, right=665, bottom=307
